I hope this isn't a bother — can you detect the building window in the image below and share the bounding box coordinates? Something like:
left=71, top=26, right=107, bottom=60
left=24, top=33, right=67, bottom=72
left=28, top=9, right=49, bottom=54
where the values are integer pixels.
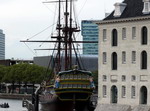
left=112, top=52, right=117, bottom=70
left=122, top=28, right=126, bottom=40
left=131, top=75, right=136, bottom=81
left=145, top=2, right=149, bottom=12
left=103, top=75, right=107, bottom=81
left=103, top=52, right=107, bottom=64
left=141, top=51, right=147, bottom=69
left=131, top=86, right=136, bottom=98
left=103, top=29, right=107, bottom=42
left=122, top=75, right=126, bottom=81
left=122, top=86, right=126, bottom=98
left=103, top=85, right=107, bottom=97
left=132, top=51, right=136, bottom=63
left=132, top=27, right=136, bottom=39
left=141, top=26, right=148, bottom=45
left=112, top=29, right=118, bottom=46
left=122, top=51, right=126, bottom=64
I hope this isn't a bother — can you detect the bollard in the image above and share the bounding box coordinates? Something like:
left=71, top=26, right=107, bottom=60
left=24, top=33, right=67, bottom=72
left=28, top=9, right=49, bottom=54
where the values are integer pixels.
left=35, top=94, right=39, bottom=111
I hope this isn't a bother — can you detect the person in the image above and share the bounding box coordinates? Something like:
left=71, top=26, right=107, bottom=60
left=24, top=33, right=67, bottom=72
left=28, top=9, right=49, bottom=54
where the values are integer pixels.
left=55, top=76, right=60, bottom=88
left=89, top=77, right=95, bottom=89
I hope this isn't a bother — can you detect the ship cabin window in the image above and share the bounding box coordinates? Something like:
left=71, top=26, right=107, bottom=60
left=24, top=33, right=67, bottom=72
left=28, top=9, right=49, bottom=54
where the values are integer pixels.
left=68, top=84, right=72, bottom=88
left=74, top=75, right=77, bottom=79
left=61, top=75, right=65, bottom=80
left=73, top=84, right=77, bottom=88
left=59, top=84, right=63, bottom=88
left=65, top=75, right=69, bottom=79
left=77, top=84, right=81, bottom=88
left=63, top=84, right=68, bottom=88
left=70, top=74, right=73, bottom=79
left=86, top=75, right=90, bottom=80
left=77, top=74, right=81, bottom=79
left=82, top=74, right=87, bottom=79
left=82, top=84, right=87, bottom=88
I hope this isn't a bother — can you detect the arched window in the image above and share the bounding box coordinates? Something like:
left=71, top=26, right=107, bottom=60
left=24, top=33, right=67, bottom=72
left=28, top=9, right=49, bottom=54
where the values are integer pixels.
left=112, top=29, right=118, bottom=46
left=111, top=85, right=118, bottom=103
left=112, top=52, right=117, bottom=70
left=141, top=51, right=147, bottom=69
left=140, top=86, right=147, bottom=104
left=141, top=26, right=148, bottom=45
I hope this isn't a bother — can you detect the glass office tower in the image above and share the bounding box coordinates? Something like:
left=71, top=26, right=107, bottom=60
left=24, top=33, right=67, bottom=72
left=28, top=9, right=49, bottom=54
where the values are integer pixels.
left=81, top=20, right=98, bottom=55
left=0, top=30, right=5, bottom=59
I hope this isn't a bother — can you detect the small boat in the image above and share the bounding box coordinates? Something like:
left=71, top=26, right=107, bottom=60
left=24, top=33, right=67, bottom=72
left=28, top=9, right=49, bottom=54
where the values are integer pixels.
left=0, top=103, right=9, bottom=108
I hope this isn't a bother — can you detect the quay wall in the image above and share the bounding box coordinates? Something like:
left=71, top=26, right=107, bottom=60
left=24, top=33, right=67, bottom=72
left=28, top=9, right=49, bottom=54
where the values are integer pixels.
left=0, top=93, right=32, bottom=100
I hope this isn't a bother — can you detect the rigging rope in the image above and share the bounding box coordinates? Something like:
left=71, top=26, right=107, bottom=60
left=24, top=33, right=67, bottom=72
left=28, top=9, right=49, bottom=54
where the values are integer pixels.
left=44, top=42, right=58, bottom=81
left=23, top=42, right=37, bottom=56
left=72, top=33, right=86, bottom=70
left=77, top=0, right=88, bottom=17
left=27, top=24, right=56, bottom=40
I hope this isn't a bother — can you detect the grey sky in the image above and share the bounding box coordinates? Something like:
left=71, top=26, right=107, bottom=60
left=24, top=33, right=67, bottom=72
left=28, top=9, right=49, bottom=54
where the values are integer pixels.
left=0, top=0, right=123, bottom=60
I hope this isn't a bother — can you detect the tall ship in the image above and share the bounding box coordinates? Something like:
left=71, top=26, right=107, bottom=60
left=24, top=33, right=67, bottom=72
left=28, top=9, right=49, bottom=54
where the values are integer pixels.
left=21, top=0, right=97, bottom=111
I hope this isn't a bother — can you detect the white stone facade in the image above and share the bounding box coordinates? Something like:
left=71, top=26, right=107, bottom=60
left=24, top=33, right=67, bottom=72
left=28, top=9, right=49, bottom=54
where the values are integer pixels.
left=97, top=17, right=150, bottom=107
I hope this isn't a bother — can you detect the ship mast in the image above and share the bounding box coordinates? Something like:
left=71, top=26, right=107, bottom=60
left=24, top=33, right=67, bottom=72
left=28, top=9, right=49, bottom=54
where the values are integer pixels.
left=20, top=0, right=98, bottom=73
left=63, top=0, right=80, bottom=70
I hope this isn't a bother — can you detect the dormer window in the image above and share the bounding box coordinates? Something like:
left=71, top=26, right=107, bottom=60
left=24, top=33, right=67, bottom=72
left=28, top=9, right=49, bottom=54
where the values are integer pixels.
left=143, top=0, right=150, bottom=14
left=114, top=3, right=127, bottom=17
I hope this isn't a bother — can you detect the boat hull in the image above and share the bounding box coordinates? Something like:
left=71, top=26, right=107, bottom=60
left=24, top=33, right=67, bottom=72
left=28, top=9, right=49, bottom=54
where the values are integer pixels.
left=41, top=98, right=95, bottom=111
left=55, top=88, right=93, bottom=101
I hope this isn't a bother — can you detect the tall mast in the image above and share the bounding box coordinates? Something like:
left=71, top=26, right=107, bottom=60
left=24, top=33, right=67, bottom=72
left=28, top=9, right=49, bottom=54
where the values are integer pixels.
left=64, top=0, right=69, bottom=70
left=69, top=0, right=73, bottom=69
left=57, top=0, right=61, bottom=72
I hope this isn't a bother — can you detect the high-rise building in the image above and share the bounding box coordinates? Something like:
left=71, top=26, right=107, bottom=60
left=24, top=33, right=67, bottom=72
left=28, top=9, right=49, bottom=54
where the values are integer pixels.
left=81, top=20, right=98, bottom=55
left=0, top=30, right=5, bottom=60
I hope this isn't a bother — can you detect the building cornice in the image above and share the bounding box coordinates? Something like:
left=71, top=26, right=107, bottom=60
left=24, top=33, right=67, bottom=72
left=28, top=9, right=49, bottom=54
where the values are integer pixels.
left=96, top=16, right=150, bottom=25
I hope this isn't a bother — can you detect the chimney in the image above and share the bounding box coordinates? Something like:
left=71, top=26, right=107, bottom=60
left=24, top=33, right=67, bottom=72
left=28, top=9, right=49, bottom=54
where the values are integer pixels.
left=143, top=0, right=150, bottom=14
left=113, top=3, right=127, bottom=17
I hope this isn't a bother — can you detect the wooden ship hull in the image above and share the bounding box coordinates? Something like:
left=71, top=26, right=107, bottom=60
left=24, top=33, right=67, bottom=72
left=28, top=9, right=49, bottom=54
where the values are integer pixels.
left=40, top=97, right=95, bottom=111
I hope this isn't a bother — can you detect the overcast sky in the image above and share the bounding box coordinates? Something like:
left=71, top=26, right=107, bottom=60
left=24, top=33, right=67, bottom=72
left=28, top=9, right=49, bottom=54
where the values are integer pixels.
left=0, top=0, right=123, bottom=60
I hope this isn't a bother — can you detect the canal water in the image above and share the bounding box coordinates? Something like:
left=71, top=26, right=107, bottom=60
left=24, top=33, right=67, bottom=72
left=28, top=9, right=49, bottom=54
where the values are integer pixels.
left=0, top=99, right=27, bottom=111
left=0, top=99, right=46, bottom=111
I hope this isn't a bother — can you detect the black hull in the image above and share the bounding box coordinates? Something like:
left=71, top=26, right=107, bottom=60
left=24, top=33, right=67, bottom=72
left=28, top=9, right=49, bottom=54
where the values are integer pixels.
left=41, top=97, right=95, bottom=111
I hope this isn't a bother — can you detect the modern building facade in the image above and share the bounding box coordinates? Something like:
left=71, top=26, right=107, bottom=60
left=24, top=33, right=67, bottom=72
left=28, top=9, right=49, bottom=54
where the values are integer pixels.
left=96, top=0, right=150, bottom=110
left=81, top=20, right=98, bottom=55
left=34, top=55, right=98, bottom=71
left=0, top=30, right=5, bottom=60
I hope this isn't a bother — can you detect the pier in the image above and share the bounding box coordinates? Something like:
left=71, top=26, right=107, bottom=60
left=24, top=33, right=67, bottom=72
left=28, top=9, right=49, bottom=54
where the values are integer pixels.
left=22, top=99, right=35, bottom=111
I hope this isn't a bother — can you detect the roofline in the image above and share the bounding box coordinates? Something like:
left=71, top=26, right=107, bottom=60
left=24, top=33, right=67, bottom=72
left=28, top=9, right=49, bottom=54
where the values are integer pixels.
left=95, top=15, right=150, bottom=25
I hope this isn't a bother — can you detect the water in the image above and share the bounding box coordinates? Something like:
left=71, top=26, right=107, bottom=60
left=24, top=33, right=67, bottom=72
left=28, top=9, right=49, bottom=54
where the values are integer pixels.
left=0, top=99, right=27, bottom=111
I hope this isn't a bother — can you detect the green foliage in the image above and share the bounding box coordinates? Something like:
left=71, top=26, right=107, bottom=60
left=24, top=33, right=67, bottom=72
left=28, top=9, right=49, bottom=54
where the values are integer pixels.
left=0, top=63, right=52, bottom=84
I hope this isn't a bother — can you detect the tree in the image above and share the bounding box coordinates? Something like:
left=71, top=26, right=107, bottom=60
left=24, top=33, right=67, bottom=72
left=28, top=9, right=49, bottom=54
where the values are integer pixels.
left=1, top=63, right=52, bottom=94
